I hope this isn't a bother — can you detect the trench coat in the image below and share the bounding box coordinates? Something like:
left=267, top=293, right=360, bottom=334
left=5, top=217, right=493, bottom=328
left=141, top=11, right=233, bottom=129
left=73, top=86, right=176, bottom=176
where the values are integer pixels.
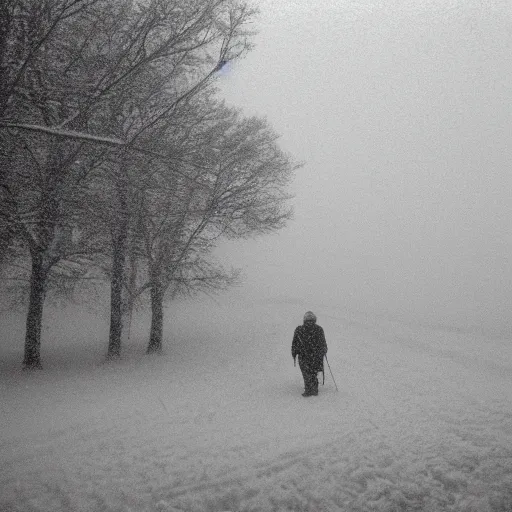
left=291, top=321, right=327, bottom=373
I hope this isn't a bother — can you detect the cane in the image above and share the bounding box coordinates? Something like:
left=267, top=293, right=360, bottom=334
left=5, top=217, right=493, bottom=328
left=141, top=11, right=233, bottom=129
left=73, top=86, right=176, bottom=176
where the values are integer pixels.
left=325, top=355, right=338, bottom=391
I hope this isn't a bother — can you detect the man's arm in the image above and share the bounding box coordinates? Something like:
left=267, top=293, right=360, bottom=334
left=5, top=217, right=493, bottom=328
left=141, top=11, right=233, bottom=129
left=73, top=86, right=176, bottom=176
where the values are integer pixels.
left=292, top=327, right=300, bottom=359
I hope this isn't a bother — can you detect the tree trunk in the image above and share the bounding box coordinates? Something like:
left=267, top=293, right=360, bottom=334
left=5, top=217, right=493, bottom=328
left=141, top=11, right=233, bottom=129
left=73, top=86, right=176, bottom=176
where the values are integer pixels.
left=147, top=283, right=164, bottom=354
left=107, top=181, right=129, bottom=359
left=124, top=245, right=138, bottom=342
left=107, top=222, right=127, bottom=359
left=23, top=252, right=47, bottom=369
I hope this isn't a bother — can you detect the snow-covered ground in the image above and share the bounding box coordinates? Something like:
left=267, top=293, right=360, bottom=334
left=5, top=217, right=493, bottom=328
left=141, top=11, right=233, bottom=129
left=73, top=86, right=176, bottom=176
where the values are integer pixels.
left=1, top=296, right=512, bottom=511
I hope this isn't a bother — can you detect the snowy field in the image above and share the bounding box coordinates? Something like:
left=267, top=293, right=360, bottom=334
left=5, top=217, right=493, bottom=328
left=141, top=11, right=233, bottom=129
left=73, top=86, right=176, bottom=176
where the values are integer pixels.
left=1, top=296, right=512, bottom=512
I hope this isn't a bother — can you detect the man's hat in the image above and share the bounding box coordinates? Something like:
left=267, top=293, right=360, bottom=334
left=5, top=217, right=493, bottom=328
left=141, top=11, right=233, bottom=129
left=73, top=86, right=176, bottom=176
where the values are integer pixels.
left=303, top=311, right=317, bottom=322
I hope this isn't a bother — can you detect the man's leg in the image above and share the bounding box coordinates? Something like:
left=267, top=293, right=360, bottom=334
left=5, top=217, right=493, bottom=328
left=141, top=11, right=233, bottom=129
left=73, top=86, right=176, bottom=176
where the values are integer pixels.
left=311, top=372, right=319, bottom=395
left=300, top=366, right=309, bottom=395
left=301, top=369, right=316, bottom=396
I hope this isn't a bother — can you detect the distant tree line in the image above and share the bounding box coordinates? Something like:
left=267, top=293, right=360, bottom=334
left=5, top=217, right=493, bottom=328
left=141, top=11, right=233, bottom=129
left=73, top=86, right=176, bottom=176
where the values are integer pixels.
left=0, top=0, right=298, bottom=369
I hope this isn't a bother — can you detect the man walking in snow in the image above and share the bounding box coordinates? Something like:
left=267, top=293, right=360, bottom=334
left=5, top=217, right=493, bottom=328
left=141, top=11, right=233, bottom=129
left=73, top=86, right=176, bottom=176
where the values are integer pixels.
left=292, top=311, right=328, bottom=397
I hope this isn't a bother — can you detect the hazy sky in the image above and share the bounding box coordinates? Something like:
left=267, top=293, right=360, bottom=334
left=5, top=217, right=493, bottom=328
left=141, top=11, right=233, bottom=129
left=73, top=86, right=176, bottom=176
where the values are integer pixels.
left=217, top=0, right=512, bottom=333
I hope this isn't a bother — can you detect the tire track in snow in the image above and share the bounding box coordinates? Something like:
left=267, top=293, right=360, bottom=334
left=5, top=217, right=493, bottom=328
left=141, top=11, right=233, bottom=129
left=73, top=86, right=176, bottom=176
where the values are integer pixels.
left=159, top=427, right=377, bottom=501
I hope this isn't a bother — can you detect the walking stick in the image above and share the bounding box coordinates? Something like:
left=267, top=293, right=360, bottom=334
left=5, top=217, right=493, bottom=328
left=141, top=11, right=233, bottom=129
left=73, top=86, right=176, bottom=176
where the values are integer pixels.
left=325, top=355, right=338, bottom=391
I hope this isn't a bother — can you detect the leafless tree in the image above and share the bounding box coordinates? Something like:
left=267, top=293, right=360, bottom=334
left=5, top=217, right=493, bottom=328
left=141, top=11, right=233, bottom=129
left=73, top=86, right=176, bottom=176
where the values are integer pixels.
left=132, top=95, right=298, bottom=353
left=0, top=0, right=257, bottom=368
left=89, top=2, right=256, bottom=359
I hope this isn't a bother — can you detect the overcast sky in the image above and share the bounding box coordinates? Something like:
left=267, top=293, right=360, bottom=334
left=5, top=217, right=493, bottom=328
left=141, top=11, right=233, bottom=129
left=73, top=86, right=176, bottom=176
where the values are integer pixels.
left=216, top=0, right=512, bottom=333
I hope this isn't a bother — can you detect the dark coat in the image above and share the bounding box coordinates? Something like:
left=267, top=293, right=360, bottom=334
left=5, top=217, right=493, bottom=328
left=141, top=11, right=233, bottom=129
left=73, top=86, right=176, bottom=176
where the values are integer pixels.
left=292, top=321, right=327, bottom=373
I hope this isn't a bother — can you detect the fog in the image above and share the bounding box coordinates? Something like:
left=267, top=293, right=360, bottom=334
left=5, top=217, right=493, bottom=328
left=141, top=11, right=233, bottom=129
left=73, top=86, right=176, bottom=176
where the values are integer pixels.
left=216, top=0, right=512, bottom=335
left=3, top=3, right=512, bottom=509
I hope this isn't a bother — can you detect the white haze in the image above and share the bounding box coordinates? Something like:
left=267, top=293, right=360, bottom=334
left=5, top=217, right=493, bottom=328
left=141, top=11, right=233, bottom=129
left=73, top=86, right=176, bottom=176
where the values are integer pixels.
left=2, top=2, right=512, bottom=510
left=216, top=0, right=512, bottom=335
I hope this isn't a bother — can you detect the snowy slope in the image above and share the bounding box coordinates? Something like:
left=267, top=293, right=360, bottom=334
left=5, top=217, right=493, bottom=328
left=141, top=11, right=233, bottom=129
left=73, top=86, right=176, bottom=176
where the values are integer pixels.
left=1, top=296, right=512, bottom=511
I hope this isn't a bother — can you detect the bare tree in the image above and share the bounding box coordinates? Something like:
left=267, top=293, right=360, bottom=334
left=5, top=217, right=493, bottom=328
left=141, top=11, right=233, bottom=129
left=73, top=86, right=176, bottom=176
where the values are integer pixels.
left=94, top=1, right=257, bottom=359
left=134, top=96, right=298, bottom=353
left=0, top=0, right=257, bottom=368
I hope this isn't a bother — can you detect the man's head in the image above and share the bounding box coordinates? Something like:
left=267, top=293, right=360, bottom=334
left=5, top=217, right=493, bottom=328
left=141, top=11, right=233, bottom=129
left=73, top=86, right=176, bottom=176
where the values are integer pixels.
left=303, top=311, right=317, bottom=323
